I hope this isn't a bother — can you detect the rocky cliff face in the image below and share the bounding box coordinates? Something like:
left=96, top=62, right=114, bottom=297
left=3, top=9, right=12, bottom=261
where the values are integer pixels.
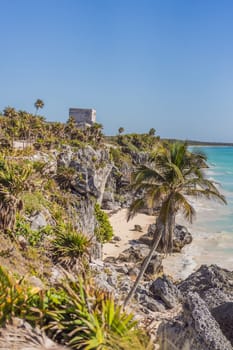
left=56, top=145, right=113, bottom=235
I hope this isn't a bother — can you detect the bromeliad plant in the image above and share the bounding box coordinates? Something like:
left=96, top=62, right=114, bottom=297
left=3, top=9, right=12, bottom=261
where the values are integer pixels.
left=0, top=266, right=152, bottom=349
left=51, top=224, right=91, bottom=268
left=0, top=160, right=34, bottom=232
left=0, top=266, right=40, bottom=325
left=46, top=275, right=151, bottom=350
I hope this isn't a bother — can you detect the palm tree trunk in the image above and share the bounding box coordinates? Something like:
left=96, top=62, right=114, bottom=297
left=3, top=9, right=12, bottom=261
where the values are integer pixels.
left=123, top=227, right=163, bottom=308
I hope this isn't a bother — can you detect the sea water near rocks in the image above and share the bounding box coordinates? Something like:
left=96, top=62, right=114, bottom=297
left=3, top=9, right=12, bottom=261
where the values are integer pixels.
left=165, top=146, right=233, bottom=279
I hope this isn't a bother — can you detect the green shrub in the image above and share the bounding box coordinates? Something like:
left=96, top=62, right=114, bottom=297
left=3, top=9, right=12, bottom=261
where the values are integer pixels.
left=52, top=224, right=91, bottom=268
left=94, top=204, right=113, bottom=243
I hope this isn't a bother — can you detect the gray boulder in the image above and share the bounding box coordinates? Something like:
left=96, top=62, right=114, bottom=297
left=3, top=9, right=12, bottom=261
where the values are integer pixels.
left=145, top=223, right=192, bottom=252
left=178, top=264, right=233, bottom=309
left=117, top=243, right=151, bottom=263
left=211, top=302, right=233, bottom=346
left=158, top=292, right=232, bottom=350
left=150, top=275, right=181, bottom=309
left=0, top=318, right=69, bottom=349
left=173, top=224, right=192, bottom=252
left=30, top=212, right=47, bottom=230
left=145, top=254, right=163, bottom=275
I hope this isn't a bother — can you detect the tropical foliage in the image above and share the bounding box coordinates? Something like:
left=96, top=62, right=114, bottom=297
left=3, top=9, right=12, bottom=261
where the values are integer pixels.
left=124, top=141, right=226, bottom=306
left=0, top=160, right=33, bottom=231
left=51, top=224, right=91, bottom=268
left=0, top=266, right=40, bottom=325
left=0, top=266, right=151, bottom=349
left=94, top=204, right=113, bottom=243
left=46, top=275, right=152, bottom=350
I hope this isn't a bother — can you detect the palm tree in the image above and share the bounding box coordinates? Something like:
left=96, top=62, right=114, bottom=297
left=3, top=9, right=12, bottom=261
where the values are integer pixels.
left=148, top=127, right=155, bottom=136
left=124, top=141, right=226, bottom=306
left=34, top=99, right=44, bottom=115
left=118, top=127, right=125, bottom=134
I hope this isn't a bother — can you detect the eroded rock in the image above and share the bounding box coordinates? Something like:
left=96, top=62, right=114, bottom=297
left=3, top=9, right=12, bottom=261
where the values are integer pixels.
left=158, top=292, right=232, bottom=350
left=150, top=275, right=181, bottom=309
left=0, top=318, right=69, bottom=350
left=178, top=264, right=233, bottom=309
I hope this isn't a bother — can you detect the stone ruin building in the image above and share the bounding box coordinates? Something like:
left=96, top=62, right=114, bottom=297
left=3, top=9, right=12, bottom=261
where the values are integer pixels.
left=69, top=108, right=96, bottom=128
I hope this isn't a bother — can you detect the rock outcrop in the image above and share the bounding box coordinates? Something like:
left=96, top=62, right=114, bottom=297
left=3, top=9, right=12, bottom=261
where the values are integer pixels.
left=0, top=318, right=69, bottom=350
left=158, top=292, right=232, bottom=350
left=157, top=265, right=233, bottom=349
left=178, top=264, right=233, bottom=309
left=150, top=275, right=181, bottom=309
left=144, top=223, right=192, bottom=253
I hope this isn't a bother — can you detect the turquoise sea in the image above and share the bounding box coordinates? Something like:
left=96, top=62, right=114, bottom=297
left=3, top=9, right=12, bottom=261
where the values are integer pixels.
left=192, top=146, right=233, bottom=230
left=180, top=146, right=233, bottom=272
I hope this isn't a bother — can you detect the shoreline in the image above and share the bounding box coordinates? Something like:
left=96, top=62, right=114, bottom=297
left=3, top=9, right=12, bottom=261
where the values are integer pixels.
left=104, top=208, right=233, bottom=280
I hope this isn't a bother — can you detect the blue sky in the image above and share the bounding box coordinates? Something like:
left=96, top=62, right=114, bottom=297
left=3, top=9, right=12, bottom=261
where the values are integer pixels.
left=1, top=0, right=233, bottom=141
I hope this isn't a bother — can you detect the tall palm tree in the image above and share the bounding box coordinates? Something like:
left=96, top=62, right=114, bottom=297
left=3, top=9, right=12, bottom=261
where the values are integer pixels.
left=118, top=127, right=125, bottom=134
left=34, top=99, right=44, bottom=115
left=124, top=141, right=226, bottom=306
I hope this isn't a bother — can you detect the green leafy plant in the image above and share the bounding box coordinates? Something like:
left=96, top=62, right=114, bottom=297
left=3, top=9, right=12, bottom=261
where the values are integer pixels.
left=52, top=224, right=91, bottom=268
left=0, top=266, right=40, bottom=325
left=15, top=216, right=53, bottom=247
left=94, top=204, right=113, bottom=243
left=46, top=276, right=151, bottom=349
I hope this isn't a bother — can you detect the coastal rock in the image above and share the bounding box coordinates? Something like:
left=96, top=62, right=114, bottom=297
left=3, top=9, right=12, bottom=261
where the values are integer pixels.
left=135, top=284, right=167, bottom=312
left=57, top=145, right=73, bottom=167
left=145, top=223, right=192, bottom=252
left=211, top=302, right=233, bottom=346
left=145, top=254, right=163, bottom=275
left=0, top=318, right=69, bottom=350
left=178, top=264, right=233, bottom=309
left=138, top=233, right=153, bottom=246
left=30, top=151, right=57, bottom=175
left=117, top=244, right=152, bottom=263
left=158, top=292, right=232, bottom=350
left=68, top=146, right=112, bottom=203
left=143, top=295, right=166, bottom=312
left=74, top=197, right=96, bottom=237
left=129, top=151, right=150, bottom=165
left=173, top=224, right=192, bottom=252
left=150, top=275, right=181, bottom=309
left=134, top=224, right=143, bottom=232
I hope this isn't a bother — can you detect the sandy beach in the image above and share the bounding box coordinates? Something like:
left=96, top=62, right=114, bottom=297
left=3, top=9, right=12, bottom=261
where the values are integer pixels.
left=103, top=209, right=155, bottom=258
left=104, top=207, right=233, bottom=280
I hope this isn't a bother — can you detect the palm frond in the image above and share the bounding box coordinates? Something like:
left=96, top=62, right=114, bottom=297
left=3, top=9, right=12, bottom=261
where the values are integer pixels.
left=127, top=198, right=145, bottom=221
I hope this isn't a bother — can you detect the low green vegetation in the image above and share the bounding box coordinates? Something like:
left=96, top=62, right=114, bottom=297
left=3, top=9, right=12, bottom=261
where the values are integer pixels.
left=94, top=203, right=113, bottom=243
left=0, top=266, right=152, bottom=349
left=51, top=224, right=91, bottom=268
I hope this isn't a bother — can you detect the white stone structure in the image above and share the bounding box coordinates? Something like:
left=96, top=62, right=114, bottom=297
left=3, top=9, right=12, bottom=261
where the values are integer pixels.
left=69, top=108, right=96, bottom=127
